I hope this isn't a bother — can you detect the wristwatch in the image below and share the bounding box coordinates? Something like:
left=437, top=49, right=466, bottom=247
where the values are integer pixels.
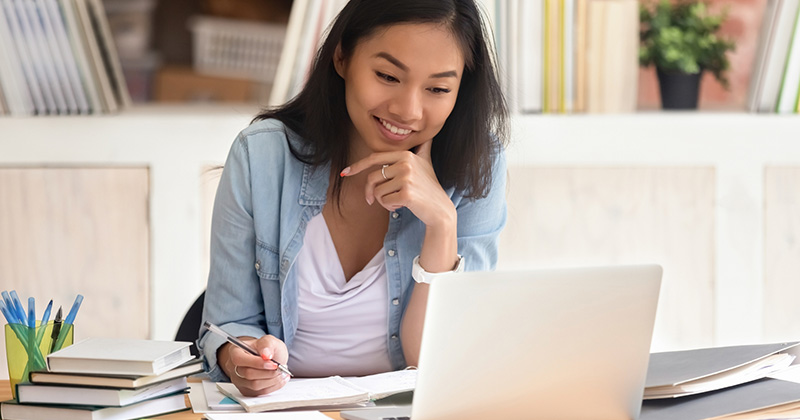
left=411, top=255, right=465, bottom=284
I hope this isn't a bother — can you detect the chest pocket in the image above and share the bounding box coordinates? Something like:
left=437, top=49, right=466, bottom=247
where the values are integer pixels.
left=255, top=241, right=282, bottom=327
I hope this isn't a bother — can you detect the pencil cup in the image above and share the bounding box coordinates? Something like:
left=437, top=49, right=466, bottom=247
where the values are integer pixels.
left=4, top=322, right=74, bottom=400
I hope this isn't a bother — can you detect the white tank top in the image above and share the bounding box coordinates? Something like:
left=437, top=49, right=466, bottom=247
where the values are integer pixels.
left=287, top=213, right=393, bottom=377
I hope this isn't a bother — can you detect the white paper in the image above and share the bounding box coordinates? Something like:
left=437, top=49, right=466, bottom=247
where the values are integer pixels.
left=205, top=412, right=331, bottom=420
left=769, top=364, right=800, bottom=384
left=217, top=377, right=368, bottom=411
left=345, top=369, right=417, bottom=399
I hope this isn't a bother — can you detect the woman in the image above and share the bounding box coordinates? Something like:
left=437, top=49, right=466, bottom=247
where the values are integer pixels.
left=198, top=0, right=508, bottom=397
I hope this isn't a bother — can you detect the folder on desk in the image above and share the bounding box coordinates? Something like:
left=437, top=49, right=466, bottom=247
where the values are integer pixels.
left=640, top=377, right=800, bottom=420
left=644, top=341, right=800, bottom=399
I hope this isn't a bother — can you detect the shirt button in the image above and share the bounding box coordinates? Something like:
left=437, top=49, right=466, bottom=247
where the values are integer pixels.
left=281, top=259, right=288, bottom=270
left=391, top=334, right=398, bottom=340
left=392, top=298, right=400, bottom=306
left=387, top=249, right=396, bottom=257
left=392, top=212, right=399, bottom=219
left=254, top=261, right=261, bottom=270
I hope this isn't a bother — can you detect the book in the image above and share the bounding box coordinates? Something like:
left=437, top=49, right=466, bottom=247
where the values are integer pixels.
left=39, top=0, right=90, bottom=114
left=268, top=0, right=309, bottom=105
left=29, top=0, right=79, bottom=113
left=13, top=0, right=64, bottom=113
left=747, top=0, right=780, bottom=112
left=217, top=369, right=416, bottom=413
left=56, top=0, right=103, bottom=113
left=0, top=0, right=35, bottom=115
left=83, top=0, right=130, bottom=109
left=30, top=359, right=203, bottom=389
left=518, top=0, right=543, bottom=113
left=1, top=0, right=48, bottom=114
left=16, top=376, right=188, bottom=407
left=585, top=0, right=638, bottom=113
left=645, top=342, right=800, bottom=399
left=47, top=338, right=194, bottom=376
left=0, top=391, right=188, bottom=420
left=754, top=0, right=800, bottom=112
left=776, top=4, right=800, bottom=113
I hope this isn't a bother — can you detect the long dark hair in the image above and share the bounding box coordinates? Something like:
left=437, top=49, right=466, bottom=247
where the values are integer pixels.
left=254, top=0, right=508, bottom=202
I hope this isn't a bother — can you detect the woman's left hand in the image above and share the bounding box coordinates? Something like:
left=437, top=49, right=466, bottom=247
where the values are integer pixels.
left=340, top=139, right=455, bottom=228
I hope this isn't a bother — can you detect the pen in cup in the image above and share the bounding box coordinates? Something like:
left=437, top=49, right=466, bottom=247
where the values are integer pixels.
left=50, top=306, right=63, bottom=353
left=202, top=321, right=293, bottom=377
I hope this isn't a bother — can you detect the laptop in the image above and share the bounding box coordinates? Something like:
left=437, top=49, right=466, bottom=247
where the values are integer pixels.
left=341, top=264, right=662, bottom=420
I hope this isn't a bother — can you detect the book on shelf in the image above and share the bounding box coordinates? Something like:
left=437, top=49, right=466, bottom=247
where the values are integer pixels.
left=748, top=0, right=800, bottom=113
left=29, top=358, right=203, bottom=389
left=0, top=390, right=189, bottom=420
left=776, top=4, right=800, bottom=114
left=216, top=369, right=416, bottom=413
left=16, top=376, right=188, bottom=407
left=47, top=337, right=194, bottom=376
left=0, top=0, right=128, bottom=115
left=268, top=0, right=347, bottom=106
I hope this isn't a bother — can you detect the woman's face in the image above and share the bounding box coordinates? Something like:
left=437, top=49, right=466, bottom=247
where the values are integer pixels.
left=335, top=23, right=465, bottom=160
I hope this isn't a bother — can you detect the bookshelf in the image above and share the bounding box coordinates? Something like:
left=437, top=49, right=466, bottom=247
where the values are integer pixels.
left=1, top=107, right=800, bottom=358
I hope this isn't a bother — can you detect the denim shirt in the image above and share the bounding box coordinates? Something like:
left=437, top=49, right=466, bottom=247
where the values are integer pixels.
left=197, top=119, right=507, bottom=382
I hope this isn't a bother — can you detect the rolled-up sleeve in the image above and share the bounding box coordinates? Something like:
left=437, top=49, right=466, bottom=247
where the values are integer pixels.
left=198, top=136, right=270, bottom=382
left=456, top=150, right=508, bottom=271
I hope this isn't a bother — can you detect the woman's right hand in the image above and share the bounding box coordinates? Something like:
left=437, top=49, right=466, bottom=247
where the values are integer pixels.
left=218, top=335, right=290, bottom=396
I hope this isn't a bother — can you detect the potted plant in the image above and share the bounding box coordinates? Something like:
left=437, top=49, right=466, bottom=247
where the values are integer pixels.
left=639, top=0, right=735, bottom=109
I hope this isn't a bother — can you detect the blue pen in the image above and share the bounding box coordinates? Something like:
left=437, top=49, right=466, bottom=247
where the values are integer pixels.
left=0, top=300, right=18, bottom=324
left=27, top=297, right=35, bottom=328
left=40, top=300, right=53, bottom=327
left=10, top=291, right=26, bottom=325
left=64, top=294, right=83, bottom=325
left=1, top=291, right=14, bottom=318
left=35, top=300, right=53, bottom=346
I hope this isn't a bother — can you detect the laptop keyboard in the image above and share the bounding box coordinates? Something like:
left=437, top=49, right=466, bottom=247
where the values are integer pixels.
left=381, top=417, right=410, bottom=420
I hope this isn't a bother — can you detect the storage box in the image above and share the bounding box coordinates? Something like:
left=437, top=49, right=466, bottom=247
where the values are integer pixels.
left=153, top=65, right=265, bottom=103
left=189, top=16, right=286, bottom=83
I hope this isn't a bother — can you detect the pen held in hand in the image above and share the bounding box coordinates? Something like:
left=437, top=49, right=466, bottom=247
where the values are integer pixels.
left=202, top=321, right=293, bottom=377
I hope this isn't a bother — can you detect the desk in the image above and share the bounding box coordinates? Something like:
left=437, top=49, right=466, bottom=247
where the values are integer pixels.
left=0, top=380, right=343, bottom=419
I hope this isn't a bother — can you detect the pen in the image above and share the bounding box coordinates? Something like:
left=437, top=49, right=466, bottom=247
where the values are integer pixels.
left=35, top=300, right=53, bottom=346
left=27, top=297, right=35, bottom=328
left=64, top=294, right=84, bottom=325
left=10, top=291, right=26, bottom=325
left=202, top=321, right=293, bottom=377
left=50, top=306, right=62, bottom=353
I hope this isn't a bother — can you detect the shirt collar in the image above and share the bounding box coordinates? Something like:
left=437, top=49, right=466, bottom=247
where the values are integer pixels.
left=298, top=161, right=330, bottom=206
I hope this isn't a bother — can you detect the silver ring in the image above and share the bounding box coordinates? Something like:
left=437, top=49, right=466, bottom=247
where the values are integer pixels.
left=381, top=164, right=389, bottom=180
left=234, top=365, right=245, bottom=379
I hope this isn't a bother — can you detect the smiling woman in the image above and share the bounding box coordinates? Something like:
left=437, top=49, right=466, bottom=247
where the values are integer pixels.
left=197, top=0, right=509, bottom=397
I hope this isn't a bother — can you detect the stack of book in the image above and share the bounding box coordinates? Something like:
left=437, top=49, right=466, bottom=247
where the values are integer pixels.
left=0, top=0, right=130, bottom=116
left=0, top=338, right=202, bottom=420
left=748, top=0, right=800, bottom=114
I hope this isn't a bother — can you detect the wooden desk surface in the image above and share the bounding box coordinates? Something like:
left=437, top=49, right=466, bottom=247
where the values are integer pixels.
left=0, top=380, right=343, bottom=419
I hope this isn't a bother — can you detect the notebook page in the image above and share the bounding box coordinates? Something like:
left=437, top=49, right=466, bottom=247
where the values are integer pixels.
left=217, top=377, right=369, bottom=412
left=344, top=369, right=417, bottom=399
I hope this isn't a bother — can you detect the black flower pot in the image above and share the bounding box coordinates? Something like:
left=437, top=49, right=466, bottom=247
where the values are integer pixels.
left=656, top=68, right=703, bottom=110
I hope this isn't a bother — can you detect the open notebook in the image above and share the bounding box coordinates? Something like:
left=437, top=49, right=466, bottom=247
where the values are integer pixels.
left=216, top=369, right=416, bottom=412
